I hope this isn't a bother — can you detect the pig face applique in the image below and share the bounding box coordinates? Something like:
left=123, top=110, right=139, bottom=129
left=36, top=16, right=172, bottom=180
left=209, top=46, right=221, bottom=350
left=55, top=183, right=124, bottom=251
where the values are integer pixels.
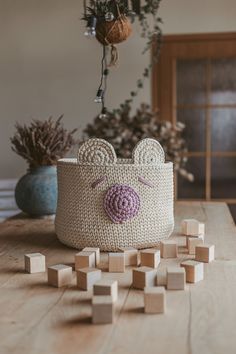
left=56, top=138, right=174, bottom=251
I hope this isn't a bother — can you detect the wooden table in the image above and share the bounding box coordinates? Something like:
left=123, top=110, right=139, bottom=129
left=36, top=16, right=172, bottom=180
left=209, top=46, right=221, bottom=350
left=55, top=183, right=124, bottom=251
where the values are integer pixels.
left=0, top=202, right=236, bottom=354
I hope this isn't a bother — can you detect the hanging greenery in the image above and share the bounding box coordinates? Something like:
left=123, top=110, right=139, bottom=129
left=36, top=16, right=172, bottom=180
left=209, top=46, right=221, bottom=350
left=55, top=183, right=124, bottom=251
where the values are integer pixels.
left=82, top=0, right=162, bottom=117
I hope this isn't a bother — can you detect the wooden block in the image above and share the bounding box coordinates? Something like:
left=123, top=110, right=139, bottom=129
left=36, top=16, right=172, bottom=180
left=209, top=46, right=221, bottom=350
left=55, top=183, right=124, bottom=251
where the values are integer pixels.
left=181, top=219, right=205, bottom=236
left=77, top=267, right=102, bottom=290
left=48, top=264, right=73, bottom=287
left=108, top=253, right=125, bottom=272
left=187, top=233, right=205, bottom=240
left=140, top=249, right=160, bottom=268
left=167, top=267, right=185, bottom=290
left=198, top=223, right=205, bottom=235
left=82, top=247, right=100, bottom=266
left=92, top=295, right=114, bottom=324
left=195, top=244, right=215, bottom=263
left=144, top=286, right=166, bottom=314
left=181, top=260, right=204, bottom=283
left=93, top=279, right=118, bottom=302
left=24, top=253, right=46, bottom=273
left=156, top=267, right=167, bottom=286
left=118, top=247, right=138, bottom=266
left=187, top=236, right=204, bottom=255
left=132, top=266, right=157, bottom=290
left=75, top=251, right=95, bottom=270
left=160, top=240, right=178, bottom=259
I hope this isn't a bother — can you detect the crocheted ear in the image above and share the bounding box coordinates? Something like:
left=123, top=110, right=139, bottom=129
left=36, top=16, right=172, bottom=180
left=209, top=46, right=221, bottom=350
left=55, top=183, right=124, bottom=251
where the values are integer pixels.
left=132, top=138, right=165, bottom=165
left=77, top=138, right=117, bottom=165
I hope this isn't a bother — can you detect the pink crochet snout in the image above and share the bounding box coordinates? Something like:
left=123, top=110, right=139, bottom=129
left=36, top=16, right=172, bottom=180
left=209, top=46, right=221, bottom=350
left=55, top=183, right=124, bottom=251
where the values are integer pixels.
left=103, top=184, right=140, bottom=224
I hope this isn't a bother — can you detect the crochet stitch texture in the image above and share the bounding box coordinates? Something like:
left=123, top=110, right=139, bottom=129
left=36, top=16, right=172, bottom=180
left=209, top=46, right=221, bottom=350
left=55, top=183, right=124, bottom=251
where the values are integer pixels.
left=55, top=138, right=174, bottom=251
left=104, top=184, right=140, bottom=223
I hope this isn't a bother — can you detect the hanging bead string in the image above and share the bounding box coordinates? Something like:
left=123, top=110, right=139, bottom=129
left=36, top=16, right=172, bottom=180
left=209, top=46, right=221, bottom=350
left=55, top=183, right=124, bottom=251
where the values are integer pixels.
left=83, top=0, right=87, bottom=16
left=83, top=1, right=162, bottom=118
left=100, top=45, right=106, bottom=113
left=95, top=45, right=109, bottom=118
left=103, top=46, right=108, bottom=110
left=98, top=45, right=106, bottom=92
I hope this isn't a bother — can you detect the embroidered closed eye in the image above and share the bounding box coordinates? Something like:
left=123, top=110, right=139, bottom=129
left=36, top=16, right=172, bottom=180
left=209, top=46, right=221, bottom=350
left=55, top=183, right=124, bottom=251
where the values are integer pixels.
left=138, top=176, right=155, bottom=188
left=91, top=175, right=107, bottom=189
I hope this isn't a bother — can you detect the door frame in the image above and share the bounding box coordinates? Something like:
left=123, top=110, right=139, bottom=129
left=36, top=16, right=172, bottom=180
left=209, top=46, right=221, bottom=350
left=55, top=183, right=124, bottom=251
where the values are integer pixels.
left=152, top=32, right=236, bottom=203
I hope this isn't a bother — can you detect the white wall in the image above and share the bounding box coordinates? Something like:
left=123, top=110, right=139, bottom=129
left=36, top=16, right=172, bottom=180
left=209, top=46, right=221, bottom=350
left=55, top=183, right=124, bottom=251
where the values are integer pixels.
left=160, top=0, right=236, bottom=34
left=0, top=0, right=235, bottom=178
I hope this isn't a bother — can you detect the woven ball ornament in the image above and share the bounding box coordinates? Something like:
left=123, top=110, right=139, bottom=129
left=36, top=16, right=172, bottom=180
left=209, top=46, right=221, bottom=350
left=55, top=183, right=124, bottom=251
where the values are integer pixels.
left=96, top=15, right=132, bottom=46
left=104, top=184, right=140, bottom=224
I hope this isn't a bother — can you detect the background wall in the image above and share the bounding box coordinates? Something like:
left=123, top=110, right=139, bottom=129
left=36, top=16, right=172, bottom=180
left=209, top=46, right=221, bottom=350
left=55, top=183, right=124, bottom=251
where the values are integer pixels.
left=0, top=0, right=236, bottom=178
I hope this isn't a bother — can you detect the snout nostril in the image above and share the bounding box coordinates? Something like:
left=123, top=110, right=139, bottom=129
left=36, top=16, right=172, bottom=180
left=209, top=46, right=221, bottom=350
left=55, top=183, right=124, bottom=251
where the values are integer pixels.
left=104, top=184, right=140, bottom=224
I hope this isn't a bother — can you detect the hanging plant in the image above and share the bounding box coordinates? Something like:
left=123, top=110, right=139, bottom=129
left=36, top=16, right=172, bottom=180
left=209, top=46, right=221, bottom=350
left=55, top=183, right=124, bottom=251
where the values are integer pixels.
left=95, top=5, right=132, bottom=46
left=82, top=0, right=162, bottom=117
left=84, top=1, right=131, bottom=41
left=83, top=1, right=132, bottom=66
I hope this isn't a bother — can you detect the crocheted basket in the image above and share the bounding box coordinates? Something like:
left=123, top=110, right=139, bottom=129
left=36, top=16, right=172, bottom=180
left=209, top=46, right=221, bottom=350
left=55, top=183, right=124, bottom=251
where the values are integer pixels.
left=55, top=138, right=174, bottom=251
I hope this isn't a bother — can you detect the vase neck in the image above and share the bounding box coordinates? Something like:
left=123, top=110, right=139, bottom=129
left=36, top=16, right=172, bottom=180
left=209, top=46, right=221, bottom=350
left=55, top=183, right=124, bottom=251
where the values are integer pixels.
left=28, top=166, right=57, bottom=175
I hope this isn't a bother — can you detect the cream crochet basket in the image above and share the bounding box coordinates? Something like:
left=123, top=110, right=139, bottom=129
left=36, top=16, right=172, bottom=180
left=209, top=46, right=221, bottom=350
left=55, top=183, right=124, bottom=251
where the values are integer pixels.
left=55, top=138, right=174, bottom=251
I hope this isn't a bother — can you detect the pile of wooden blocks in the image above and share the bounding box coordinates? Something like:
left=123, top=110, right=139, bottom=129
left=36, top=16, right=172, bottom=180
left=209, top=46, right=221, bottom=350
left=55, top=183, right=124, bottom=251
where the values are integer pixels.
left=181, top=218, right=215, bottom=262
left=24, top=218, right=215, bottom=324
left=131, top=219, right=214, bottom=313
left=24, top=247, right=119, bottom=324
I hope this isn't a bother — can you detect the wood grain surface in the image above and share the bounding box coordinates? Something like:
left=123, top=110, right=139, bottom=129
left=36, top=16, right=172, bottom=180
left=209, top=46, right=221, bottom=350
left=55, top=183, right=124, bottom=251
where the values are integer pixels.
left=0, top=202, right=235, bottom=354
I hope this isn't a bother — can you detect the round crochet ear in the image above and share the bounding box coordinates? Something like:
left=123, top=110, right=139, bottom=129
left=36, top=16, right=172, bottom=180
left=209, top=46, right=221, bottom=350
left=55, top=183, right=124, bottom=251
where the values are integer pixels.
left=77, top=138, right=117, bottom=165
left=132, top=138, right=165, bottom=165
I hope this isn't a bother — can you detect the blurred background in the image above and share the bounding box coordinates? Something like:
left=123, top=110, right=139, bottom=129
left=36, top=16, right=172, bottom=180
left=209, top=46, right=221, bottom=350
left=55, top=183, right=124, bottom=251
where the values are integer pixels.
left=0, top=0, right=235, bottom=220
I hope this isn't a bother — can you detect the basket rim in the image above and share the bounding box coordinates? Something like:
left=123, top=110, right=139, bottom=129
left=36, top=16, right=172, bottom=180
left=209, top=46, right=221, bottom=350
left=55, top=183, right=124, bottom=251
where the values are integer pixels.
left=57, top=158, right=173, bottom=168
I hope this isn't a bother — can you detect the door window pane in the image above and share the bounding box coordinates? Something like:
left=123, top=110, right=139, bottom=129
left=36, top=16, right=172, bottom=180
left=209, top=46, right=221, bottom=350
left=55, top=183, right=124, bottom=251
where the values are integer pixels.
left=211, top=108, right=236, bottom=151
left=211, top=58, right=236, bottom=105
left=177, top=109, right=206, bottom=152
left=178, top=157, right=205, bottom=199
left=177, top=59, right=207, bottom=105
left=211, top=157, right=236, bottom=198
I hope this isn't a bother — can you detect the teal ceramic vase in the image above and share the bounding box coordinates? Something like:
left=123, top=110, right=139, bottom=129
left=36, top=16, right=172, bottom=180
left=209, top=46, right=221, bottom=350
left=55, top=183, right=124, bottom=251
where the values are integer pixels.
left=15, top=166, right=57, bottom=217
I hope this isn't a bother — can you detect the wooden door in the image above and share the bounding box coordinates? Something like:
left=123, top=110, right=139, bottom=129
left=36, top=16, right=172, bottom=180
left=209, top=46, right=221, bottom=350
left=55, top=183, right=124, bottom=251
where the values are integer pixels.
left=152, top=33, right=236, bottom=216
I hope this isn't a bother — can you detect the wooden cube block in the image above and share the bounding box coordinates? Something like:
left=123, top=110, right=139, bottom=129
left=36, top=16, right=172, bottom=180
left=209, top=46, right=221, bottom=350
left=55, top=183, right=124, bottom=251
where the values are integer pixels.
left=181, top=260, right=204, bottom=283
left=181, top=219, right=205, bottom=236
left=77, top=267, right=102, bottom=290
left=75, top=251, right=95, bottom=270
left=108, top=253, right=125, bottom=273
left=24, top=253, right=46, bottom=273
left=160, top=240, right=178, bottom=259
left=82, top=247, right=100, bottom=266
left=187, top=236, right=204, bottom=255
left=144, top=286, right=166, bottom=314
left=140, top=249, right=160, bottom=268
left=195, top=244, right=215, bottom=263
left=167, top=267, right=185, bottom=290
left=118, top=247, right=138, bottom=266
left=156, top=267, right=167, bottom=286
left=198, top=223, right=205, bottom=235
left=132, top=266, right=157, bottom=290
left=93, top=279, right=118, bottom=302
left=92, top=295, right=114, bottom=324
left=48, top=264, right=73, bottom=287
